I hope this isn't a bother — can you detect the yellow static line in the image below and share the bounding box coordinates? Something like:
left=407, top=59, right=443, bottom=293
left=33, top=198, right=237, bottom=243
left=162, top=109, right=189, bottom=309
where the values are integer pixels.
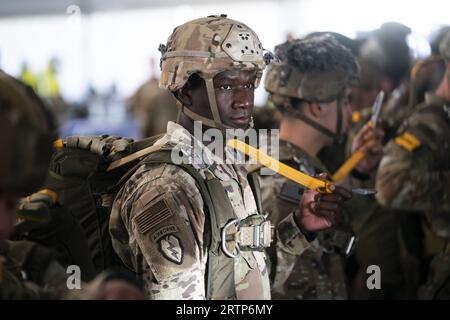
left=227, top=139, right=335, bottom=194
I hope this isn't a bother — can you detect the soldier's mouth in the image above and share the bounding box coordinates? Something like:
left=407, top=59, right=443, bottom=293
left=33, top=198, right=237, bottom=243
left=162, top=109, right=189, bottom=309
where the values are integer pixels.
left=231, top=115, right=251, bottom=125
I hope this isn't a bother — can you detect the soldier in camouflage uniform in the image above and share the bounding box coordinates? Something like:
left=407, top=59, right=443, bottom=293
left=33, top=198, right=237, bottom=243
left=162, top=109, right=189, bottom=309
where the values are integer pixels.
left=109, top=15, right=352, bottom=300
left=0, top=71, right=145, bottom=300
left=0, top=69, right=69, bottom=299
left=340, top=58, right=423, bottom=300
left=376, top=30, right=450, bottom=299
left=261, top=35, right=362, bottom=299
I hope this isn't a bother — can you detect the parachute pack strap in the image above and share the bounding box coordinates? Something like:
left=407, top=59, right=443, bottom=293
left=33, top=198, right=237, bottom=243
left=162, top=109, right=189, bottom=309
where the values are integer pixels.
left=141, top=150, right=237, bottom=300
left=247, top=171, right=263, bottom=214
left=204, top=178, right=237, bottom=300
left=107, top=144, right=164, bottom=172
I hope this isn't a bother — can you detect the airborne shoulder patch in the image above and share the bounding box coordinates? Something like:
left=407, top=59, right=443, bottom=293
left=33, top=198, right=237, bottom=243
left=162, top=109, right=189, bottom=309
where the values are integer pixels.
left=394, top=131, right=422, bottom=152
left=134, top=198, right=173, bottom=235
left=132, top=195, right=197, bottom=282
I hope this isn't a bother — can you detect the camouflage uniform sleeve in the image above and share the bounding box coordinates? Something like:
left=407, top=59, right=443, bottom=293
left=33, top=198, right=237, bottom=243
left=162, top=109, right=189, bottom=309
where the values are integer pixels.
left=376, top=119, right=450, bottom=212
left=258, top=174, right=310, bottom=288
left=115, top=163, right=206, bottom=300
left=276, top=212, right=310, bottom=255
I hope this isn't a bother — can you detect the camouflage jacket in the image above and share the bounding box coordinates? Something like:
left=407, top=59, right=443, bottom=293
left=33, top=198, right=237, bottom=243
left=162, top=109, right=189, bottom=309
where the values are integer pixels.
left=257, top=140, right=352, bottom=299
left=376, top=92, right=450, bottom=215
left=110, top=122, right=310, bottom=300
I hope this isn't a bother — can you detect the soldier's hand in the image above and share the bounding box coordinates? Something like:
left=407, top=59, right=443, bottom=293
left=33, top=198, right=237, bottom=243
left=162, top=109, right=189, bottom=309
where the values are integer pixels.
left=352, top=123, right=384, bottom=174
left=295, top=173, right=352, bottom=233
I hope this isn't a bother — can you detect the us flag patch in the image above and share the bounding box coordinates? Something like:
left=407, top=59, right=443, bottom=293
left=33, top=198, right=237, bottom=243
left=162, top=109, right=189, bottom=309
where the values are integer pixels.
left=134, top=198, right=173, bottom=234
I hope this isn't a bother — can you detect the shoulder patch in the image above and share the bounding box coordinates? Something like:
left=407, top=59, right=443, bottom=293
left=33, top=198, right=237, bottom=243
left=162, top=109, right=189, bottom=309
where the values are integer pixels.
left=159, top=235, right=183, bottom=264
left=134, top=198, right=173, bottom=235
left=394, top=131, right=422, bottom=151
left=132, top=194, right=197, bottom=283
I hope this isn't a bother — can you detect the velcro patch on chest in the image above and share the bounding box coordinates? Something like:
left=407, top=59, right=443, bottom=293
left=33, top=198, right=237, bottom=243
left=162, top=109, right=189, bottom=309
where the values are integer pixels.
left=134, top=198, right=173, bottom=235
left=394, top=131, right=422, bottom=152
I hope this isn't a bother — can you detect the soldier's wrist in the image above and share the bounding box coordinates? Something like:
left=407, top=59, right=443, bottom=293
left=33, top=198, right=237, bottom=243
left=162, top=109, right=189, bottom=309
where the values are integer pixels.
left=293, top=210, right=317, bottom=242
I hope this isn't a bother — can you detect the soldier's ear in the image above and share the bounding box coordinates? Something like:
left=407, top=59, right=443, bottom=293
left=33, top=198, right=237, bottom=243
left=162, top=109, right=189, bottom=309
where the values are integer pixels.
left=308, top=101, right=323, bottom=119
left=174, top=86, right=192, bottom=107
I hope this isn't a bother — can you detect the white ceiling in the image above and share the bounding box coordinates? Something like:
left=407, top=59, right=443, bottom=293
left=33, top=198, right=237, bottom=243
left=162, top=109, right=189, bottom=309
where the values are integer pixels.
left=0, top=0, right=261, bottom=17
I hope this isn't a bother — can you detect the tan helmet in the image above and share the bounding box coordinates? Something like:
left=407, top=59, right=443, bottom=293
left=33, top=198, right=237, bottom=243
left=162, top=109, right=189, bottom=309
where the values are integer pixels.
left=439, top=29, right=450, bottom=62
left=265, top=34, right=359, bottom=143
left=159, top=14, right=268, bottom=130
left=0, top=70, right=56, bottom=196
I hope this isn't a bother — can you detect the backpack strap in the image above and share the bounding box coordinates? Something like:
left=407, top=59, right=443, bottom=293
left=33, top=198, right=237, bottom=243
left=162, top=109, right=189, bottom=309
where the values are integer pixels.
left=247, top=171, right=263, bottom=215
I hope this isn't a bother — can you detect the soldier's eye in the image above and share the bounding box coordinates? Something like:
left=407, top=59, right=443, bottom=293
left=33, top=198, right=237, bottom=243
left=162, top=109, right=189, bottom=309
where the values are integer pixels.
left=220, top=85, right=232, bottom=90
left=244, top=83, right=255, bottom=89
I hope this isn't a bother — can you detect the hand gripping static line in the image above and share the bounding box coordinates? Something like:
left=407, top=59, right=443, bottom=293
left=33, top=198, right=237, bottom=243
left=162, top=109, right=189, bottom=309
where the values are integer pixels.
left=332, top=91, right=385, bottom=183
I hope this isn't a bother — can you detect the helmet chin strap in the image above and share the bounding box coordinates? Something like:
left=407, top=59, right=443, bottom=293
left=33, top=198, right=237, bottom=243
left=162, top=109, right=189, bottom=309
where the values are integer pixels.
left=285, top=95, right=345, bottom=144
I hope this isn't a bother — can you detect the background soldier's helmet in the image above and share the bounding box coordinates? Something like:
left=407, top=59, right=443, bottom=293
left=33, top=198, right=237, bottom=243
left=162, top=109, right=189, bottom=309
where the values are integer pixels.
left=0, top=70, right=56, bottom=195
left=265, top=34, right=359, bottom=105
left=264, top=35, right=359, bottom=142
left=159, top=14, right=268, bottom=130
left=439, top=30, right=450, bottom=62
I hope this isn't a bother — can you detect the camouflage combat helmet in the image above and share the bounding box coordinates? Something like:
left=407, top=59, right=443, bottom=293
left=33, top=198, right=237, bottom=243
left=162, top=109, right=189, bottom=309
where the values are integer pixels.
left=159, top=14, right=268, bottom=130
left=265, top=34, right=359, bottom=142
left=0, top=70, right=56, bottom=195
left=439, top=29, right=450, bottom=62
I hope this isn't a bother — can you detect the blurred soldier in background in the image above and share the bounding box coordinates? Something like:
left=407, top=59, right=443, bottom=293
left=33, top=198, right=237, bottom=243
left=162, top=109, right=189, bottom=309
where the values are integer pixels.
left=129, top=57, right=178, bottom=137
left=324, top=22, right=425, bottom=299
left=376, top=30, right=450, bottom=299
left=0, top=69, right=67, bottom=299
left=0, top=70, right=145, bottom=300
left=260, top=35, right=362, bottom=299
left=37, top=57, right=67, bottom=125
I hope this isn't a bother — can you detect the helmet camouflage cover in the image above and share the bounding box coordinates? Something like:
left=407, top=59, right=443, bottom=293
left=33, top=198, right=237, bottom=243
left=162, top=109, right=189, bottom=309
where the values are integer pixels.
left=265, top=34, right=360, bottom=107
left=264, top=34, right=359, bottom=143
left=0, top=70, right=56, bottom=195
left=159, top=14, right=267, bottom=129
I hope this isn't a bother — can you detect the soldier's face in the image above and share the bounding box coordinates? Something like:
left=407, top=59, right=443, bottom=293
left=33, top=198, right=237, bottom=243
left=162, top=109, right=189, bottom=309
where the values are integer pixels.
left=185, top=69, right=256, bottom=130
left=213, top=69, right=256, bottom=129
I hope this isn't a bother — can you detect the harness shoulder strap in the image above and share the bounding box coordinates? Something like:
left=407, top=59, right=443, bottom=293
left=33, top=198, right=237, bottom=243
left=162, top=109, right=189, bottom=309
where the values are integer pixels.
left=141, top=150, right=237, bottom=300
